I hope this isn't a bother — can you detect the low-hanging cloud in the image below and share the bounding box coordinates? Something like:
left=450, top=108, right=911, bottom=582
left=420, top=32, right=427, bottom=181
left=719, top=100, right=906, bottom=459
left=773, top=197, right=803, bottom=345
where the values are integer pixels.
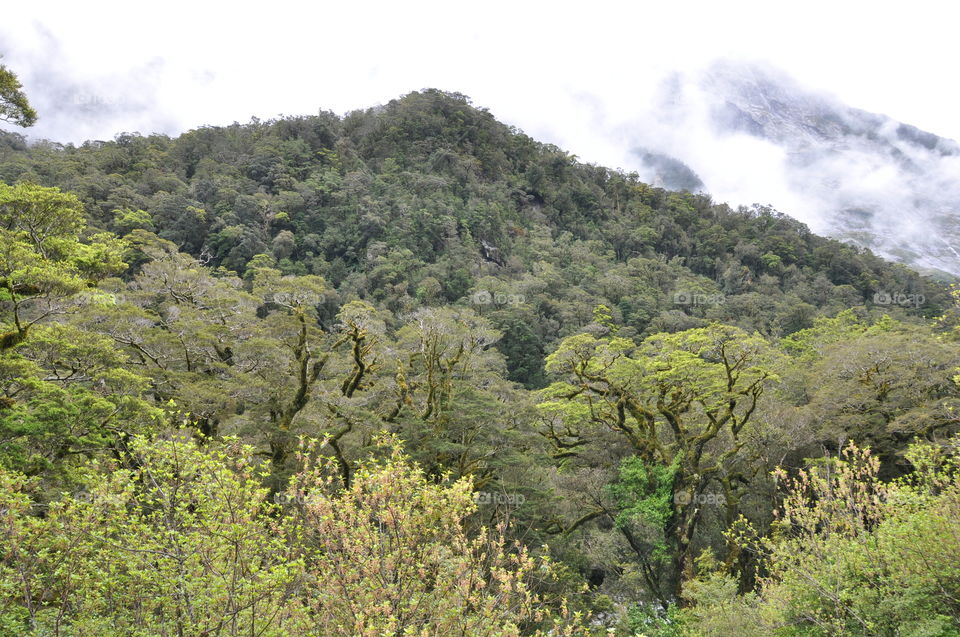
left=605, top=61, right=960, bottom=276
left=2, top=4, right=959, bottom=275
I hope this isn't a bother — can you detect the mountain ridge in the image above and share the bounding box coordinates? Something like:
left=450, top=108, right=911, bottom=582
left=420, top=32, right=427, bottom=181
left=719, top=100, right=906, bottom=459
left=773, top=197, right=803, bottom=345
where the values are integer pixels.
left=630, top=60, right=960, bottom=278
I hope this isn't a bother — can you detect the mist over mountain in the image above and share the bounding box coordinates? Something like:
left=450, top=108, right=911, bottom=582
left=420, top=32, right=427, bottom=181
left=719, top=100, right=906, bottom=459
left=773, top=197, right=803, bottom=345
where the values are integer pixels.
left=626, top=60, right=960, bottom=278
left=6, top=30, right=959, bottom=279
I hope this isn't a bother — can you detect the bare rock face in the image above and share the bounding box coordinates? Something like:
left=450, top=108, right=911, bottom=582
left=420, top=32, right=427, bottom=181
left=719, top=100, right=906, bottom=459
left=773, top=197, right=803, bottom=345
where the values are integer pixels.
left=634, top=148, right=705, bottom=192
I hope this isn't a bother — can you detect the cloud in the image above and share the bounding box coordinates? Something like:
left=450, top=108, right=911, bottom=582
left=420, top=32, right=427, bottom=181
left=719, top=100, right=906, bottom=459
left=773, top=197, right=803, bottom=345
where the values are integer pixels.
left=3, top=0, right=959, bottom=144
left=603, top=61, right=960, bottom=274
left=1, top=2, right=959, bottom=273
left=0, top=21, right=188, bottom=142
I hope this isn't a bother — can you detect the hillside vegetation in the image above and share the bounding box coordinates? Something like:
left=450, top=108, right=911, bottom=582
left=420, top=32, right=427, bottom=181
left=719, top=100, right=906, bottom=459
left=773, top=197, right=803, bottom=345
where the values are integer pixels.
left=1, top=90, right=959, bottom=635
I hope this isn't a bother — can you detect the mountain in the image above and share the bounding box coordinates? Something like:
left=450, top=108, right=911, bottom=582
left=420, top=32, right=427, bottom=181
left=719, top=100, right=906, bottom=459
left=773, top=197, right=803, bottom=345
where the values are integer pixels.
left=631, top=60, right=960, bottom=278
left=3, top=89, right=960, bottom=633
left=0, top=91, right=945, bottom=390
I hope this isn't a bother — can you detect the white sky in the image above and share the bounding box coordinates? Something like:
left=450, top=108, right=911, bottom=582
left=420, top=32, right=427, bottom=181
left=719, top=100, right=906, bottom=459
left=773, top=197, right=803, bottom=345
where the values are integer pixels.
left=2, top=0, right=959, bottom=172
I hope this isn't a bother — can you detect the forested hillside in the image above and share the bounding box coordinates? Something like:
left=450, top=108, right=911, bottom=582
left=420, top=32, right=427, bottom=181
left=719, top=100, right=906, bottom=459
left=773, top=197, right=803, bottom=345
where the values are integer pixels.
left=2, top=90, right=959, bottom=635
left=0, top=90, right=948, bottom=386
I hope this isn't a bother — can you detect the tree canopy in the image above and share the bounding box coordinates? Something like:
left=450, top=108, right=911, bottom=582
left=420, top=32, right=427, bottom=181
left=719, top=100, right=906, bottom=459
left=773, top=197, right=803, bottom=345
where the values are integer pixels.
left=0, top=91, right=958, bottom=635
left=0, top=62, right=37, bottom=128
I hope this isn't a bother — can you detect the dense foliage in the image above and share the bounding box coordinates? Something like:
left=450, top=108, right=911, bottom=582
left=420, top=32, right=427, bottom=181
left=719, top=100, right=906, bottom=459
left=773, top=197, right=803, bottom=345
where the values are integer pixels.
left=0, top=90, right=947, bottom=388
left=1, top=91, right=959, bottom=635
left=0, top=62, right=36, bottom=128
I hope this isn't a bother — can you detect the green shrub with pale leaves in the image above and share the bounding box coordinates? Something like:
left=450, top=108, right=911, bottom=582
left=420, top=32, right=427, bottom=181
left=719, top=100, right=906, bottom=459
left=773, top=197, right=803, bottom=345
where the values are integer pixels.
left=0, top=433, right=589, bottom=636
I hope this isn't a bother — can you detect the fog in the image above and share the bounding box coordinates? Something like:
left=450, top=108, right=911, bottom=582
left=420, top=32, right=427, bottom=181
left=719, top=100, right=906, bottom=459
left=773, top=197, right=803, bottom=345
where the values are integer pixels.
left=2, top=1, right=959, bottom=274
left=615, top=61, right=960, bottom=275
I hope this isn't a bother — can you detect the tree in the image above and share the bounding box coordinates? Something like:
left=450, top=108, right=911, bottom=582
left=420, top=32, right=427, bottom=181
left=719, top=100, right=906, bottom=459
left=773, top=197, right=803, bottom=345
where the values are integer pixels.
left=0, top=322, right=160, bottom=480
left=389, top=306, right=533, bottom=487
left=781, top=313, right=960, bottom=474
left=0, top=434, right=301, bottom=636
left=0, top=183, right=125, bottom=351
left=72, top=235, right=259, bottom=444
left=0, top=433, right=590, bottom=636
left=0, top=184, right=141, bottom=481
left=681, top=438, right=960, bottom=636
left=281, top=436, right=587, bottom=636
left=539, top=323, right=779, bottom=602
left=0, top=62, right=37, bottom=127
left=248, top=266, right=331, bottom=473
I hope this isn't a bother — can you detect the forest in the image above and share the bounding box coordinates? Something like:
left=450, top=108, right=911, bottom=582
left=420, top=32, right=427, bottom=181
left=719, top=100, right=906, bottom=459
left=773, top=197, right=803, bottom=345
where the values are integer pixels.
left=1, top=82, right=959, bottom=635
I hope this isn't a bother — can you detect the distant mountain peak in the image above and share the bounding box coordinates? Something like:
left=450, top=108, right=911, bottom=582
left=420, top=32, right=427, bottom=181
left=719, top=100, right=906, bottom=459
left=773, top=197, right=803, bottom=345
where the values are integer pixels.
left=702, top=60, right=960, bottom=158
left=633, top=59, right=960, bottom=277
